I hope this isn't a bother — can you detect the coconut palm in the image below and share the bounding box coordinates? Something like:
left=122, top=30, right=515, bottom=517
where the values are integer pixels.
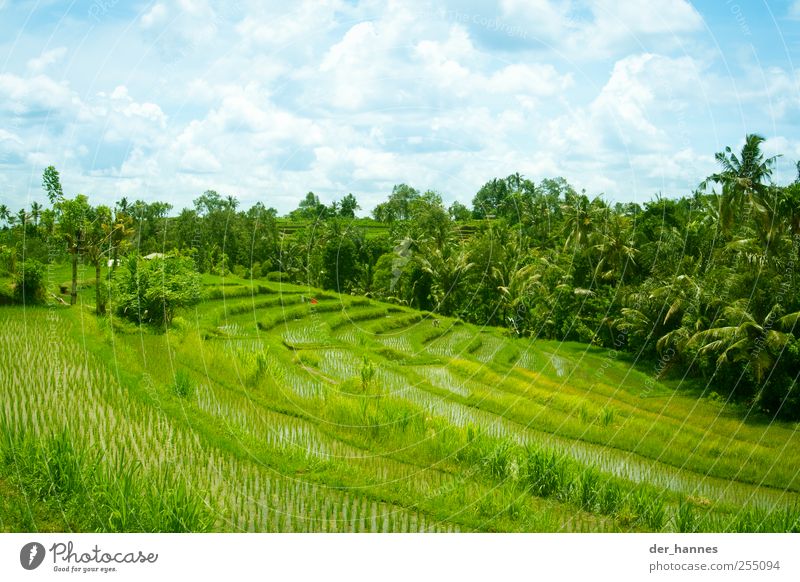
left=688, top=299, right=800, bottom=386
left=591, top=213, right=638, bottom=283
left=30, top=202, right=42, bottom=228
left=702, top=134, right=778, bottom=236
left=417, top=242, right=474, bottom=316
left=561, top=192, right=594, bottom=252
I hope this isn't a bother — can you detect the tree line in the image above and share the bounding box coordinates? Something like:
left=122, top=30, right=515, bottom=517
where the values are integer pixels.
left=1, top=134, right=799, bottom=418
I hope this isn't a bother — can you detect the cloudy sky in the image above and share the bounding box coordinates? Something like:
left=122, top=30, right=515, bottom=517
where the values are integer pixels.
left=1, top=0, right=799, bottom=215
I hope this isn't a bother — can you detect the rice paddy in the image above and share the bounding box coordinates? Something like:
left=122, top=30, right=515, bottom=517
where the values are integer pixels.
left=1, top=275, right=799, bottom=532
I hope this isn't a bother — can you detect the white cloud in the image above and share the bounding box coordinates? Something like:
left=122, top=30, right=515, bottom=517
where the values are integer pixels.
left=179, top=146, right=221, bottom=173
left=589, top=0, right=703, bottom=35
left=236, top=0, right=346, bottom=48
left=26, top=47, right=67, bottom=73
left=489, top=63, right=574, bottom=96
left=0, top=129, right=23, bottom=146
left=141, top=3, right=168, bottom=29
left=0, top=0, right=794, bottom=214
left=547, top=53, right=706, bottom=157
left=0, top=73, right=82, bottom=116
left=500, top=0, right=703, bottom=58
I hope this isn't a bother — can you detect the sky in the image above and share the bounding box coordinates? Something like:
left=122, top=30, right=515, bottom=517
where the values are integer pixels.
left=0, top=0, right=799, bottom=215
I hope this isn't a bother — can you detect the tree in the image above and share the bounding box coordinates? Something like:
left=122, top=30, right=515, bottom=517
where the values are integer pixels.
left=688, top=300, right=800, bottom=403
left=56, top=194, right=91, bottom=305
left=448, top=201, right=471, bottom=221
left=472, top=178, right=509, bottom=219
left=292, top=192, right=327, bottom=221
left=321, top=231, right=359, bottom=292
left=42, top=166, right=64, bottom=204
left=114, top=252, right=201, bottom=326
left=30, top=202, right=42, bottom=228
left=107, top=201, right=134, bottom=277
left=372, top=184, right=420, bottom=222
left=417, top=244, right=474, bottom=315
left=561, top=192, right=595, bottom=252
left=84, top=205, right=113, bottom=314
left=703, top=134, right=778, bottom=236
left=339, top=193, right=360, bottom=218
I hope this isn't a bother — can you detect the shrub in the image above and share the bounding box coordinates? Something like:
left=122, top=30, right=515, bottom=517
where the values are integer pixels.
left=13, top=260, right=46, bottom=303
left=114, top=252, right=201, bottom=326
left=266, top=271, right=287, bottom=282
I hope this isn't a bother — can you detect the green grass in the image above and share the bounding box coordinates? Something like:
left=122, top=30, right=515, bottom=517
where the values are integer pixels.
left=1, top=267, right=799, bottom=532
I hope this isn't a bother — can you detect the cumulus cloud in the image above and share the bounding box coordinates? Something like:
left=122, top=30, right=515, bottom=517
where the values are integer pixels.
left=0, top=0, right=795, bottom=212
left=0, top=73, right=82, bottom=116
left=26, top=47, right=67, bottom=73
left=499, top=0, right=703, bottom=58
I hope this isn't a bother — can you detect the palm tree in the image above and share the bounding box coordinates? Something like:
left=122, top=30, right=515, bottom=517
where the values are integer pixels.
left=30, top=202, right=42, bottom=228
left=702, top=134, right=778, bottom=236
left=0, top=204, right=9, bottom=228
left=688, top=299, right=800, bottom=388
left=591, top=213, right=638, bottom=283
left=561, top=192, right=594, bottom=251
left=417, top=242, right=474, bottom=316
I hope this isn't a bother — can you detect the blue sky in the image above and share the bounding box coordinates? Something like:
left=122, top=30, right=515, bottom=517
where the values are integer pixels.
left=1, top=0, right=799, bottom=215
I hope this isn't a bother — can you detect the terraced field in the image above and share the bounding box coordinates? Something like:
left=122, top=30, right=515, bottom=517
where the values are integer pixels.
left=1, top=275, right=799, bottom=532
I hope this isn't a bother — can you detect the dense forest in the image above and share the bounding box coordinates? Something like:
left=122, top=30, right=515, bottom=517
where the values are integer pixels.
left=2, top=134, right=799, bottom=419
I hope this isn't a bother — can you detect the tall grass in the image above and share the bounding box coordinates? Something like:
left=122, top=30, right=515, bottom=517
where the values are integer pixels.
left=0, top=426, right=213, bottom=532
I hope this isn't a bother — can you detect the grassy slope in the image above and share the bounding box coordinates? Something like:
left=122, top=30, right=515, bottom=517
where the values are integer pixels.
left=1, top=268, right=798, bottom=532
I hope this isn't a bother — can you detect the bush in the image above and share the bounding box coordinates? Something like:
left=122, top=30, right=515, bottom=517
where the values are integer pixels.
left=13, top=260, right=45, bottom=303
left=114, top=252, right=201, bottom=327
left=266, top=271, right=287, bottom=282
left=173, top=369, right=193, bottom=398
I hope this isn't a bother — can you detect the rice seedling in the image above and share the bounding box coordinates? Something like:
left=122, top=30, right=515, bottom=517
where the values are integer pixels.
left=2, top=277, right=799, bottom=534
left=173, top=369, right=193, bottom=398
left=674, top=500, right=698, bottom=533
left=599, top=406, right=615, bottom=427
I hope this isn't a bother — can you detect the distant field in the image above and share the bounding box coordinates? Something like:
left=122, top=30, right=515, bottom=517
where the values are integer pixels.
left=1, top=272, right=798, bottom=532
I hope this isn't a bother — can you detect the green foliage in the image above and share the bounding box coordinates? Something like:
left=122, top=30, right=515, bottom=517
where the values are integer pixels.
left=675, top=500, right=698, bottom=533
left=114, top=252, right=201, bottom=326
left=12, top=260, right=45, bottom=303
left=360, top=356, right=376, bottom=392
left=42, top=165, right=63, bottom=204
left=266, top=271, right=287, bottom=282
left=173, top=369, right=193, bottom=398
left=0, top=428, right=212, bottom=532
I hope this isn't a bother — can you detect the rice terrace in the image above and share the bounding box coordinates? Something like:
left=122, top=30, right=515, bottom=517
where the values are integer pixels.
left=2, top=146, right=800, bottom=533
left=1, top=2, right=800, bottom=540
